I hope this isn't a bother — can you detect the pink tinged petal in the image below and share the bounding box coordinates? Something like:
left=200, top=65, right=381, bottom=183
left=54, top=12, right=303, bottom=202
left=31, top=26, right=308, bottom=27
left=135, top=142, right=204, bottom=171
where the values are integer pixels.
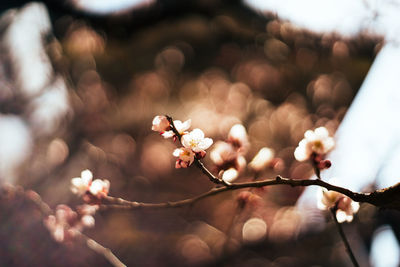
left=44, top=215, right=56, bottom=230
left=181, top=161, right=189, bottom=168
left=189, top=155, right=195, bottom=165
left=175, top=160, right=181, bottom=168
left=236, top=155, right=247, bottom=171
left=152, top=115, right=170, bottom=132
left=53, top=225, right=65, bottom=242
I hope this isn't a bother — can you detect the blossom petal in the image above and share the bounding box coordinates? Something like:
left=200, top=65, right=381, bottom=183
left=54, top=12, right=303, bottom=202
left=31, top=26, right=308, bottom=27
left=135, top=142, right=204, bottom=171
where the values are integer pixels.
left=198, top=137, right=213, bottom=150
left=191, top=128, right=204, bottom=139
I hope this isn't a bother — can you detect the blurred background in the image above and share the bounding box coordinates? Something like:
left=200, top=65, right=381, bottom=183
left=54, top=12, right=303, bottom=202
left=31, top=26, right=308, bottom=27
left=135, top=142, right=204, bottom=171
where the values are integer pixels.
left=0, top=0, right=387, bottom=266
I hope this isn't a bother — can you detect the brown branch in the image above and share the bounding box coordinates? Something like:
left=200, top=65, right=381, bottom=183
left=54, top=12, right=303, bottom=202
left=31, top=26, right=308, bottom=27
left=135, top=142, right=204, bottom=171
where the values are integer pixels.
left=81, top=234, right=127, bottom=267
left=102, top=175, right=400, bottom=211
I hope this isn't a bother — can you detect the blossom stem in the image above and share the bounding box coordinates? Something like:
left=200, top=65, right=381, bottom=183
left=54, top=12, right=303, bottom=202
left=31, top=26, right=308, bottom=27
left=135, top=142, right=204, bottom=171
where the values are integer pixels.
left=314, top=166, right=321, bottom=179
left=330, top=207, right=359, bottom=267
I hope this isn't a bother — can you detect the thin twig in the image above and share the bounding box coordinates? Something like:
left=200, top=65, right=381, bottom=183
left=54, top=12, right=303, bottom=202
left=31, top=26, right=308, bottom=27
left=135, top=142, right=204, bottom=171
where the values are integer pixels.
left=82, top=234, right=127, bottom=267
left=330, top=207, right=360, bottom=267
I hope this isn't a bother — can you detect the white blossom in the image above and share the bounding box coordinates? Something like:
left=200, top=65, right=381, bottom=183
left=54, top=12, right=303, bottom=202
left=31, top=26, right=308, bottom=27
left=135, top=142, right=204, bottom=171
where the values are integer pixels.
left=89, top=179, right=110, bottom=197
left=248, top=147, right=275, bottom=172
left=228, top=124, right=249, bottom=151
left=162, top=119, right=191, bottom=138
left=44, top=204, right=96, bottom=243
left=71, top=169, right=110, bottom=198
left=182, top=128, right=213, bottom=153
left=221, top=168, right=239, bottom=183
left=209, top=141, right=237, bottom=166
left=294, top=127, right=334, bottom=161
left=317, top=179, right=359, bottom=223
left=70, top=169, right=93, bottom=196
left=173, top=147, right=195, bottom=168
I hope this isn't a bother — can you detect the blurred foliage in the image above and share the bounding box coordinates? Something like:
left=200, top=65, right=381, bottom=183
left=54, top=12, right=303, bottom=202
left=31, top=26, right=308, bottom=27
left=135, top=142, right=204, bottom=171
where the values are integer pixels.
left=0, top=1, right=384, bottom=266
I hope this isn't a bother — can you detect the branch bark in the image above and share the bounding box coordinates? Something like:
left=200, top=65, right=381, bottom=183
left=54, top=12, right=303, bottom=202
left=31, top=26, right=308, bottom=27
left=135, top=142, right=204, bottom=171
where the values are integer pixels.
left=102, top=175, right=400, bottom=211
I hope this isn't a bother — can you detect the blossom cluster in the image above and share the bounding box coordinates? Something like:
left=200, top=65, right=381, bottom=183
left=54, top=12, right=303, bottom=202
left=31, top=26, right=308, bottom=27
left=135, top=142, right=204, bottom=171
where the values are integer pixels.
left=294, top=127, right=334, bottom=170
left=210, top=124, right=277, bottom=183
left=70, top=169, right=110, bottom=199
left=152, top=115, right=213, bottom=168
left=317, top=180, right=360, bottom=223
left=44, top=204, right=98, bottom=242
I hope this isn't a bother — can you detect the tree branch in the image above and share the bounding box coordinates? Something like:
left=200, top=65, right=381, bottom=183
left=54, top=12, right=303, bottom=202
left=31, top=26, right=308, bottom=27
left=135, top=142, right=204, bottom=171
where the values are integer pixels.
left=102, top=175, right=400, bottom=211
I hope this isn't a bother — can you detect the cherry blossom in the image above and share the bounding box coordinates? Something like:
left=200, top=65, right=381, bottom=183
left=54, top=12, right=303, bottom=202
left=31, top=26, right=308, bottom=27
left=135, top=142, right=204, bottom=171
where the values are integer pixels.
left=248, top=147, right=275, bottom=172
left=89, top=179, right=110, bottom=198
left=181, top=128, right=213, bottom=153
left=71, top=169, right=93, bottom=196
left=173, top=147, right=195, bottom=168
left=210, top=141, right=237, bottom=166
left=71, top=169, right=110, bottom=198
left=162, top=119, right=191, bottom=138
left=43, top=204, right=96, bottom=243
left=317, top=179, right=360, bottom=223
left=221, top=168, right=239, bottom=183
left=151, top=115, right=170, bottom=133
left=227, top=124, right=249, bottom=152
left=294, top=127, right=334, bottom=162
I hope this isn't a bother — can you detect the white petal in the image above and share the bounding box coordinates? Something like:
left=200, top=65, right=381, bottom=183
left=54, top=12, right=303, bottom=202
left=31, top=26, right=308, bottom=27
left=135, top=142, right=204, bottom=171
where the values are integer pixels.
left=314, top=127, right=329, bottom=138
left=198, top=138, right=213, bottom=150
left=173, top=148, right=181, bottom=157
left=304, top=130, right=316, bottom=140
left=336, top=210, right=347, bottom=223
left=181, top=134, right=191, bottom=148
left=181, top=119, right=191, bottom=131
left=71, top=177, right=83, bottom=187
left=191, top=128, right=204, bottom=139
left=81, top=169, right=93, bottom=183
left=222, top=168, right=239, bottom=183
left=162, top=131, right=174, bottom=138
left=351, top=201, right=360, bottom=213
left=294, top=147, right=307, bottom=161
